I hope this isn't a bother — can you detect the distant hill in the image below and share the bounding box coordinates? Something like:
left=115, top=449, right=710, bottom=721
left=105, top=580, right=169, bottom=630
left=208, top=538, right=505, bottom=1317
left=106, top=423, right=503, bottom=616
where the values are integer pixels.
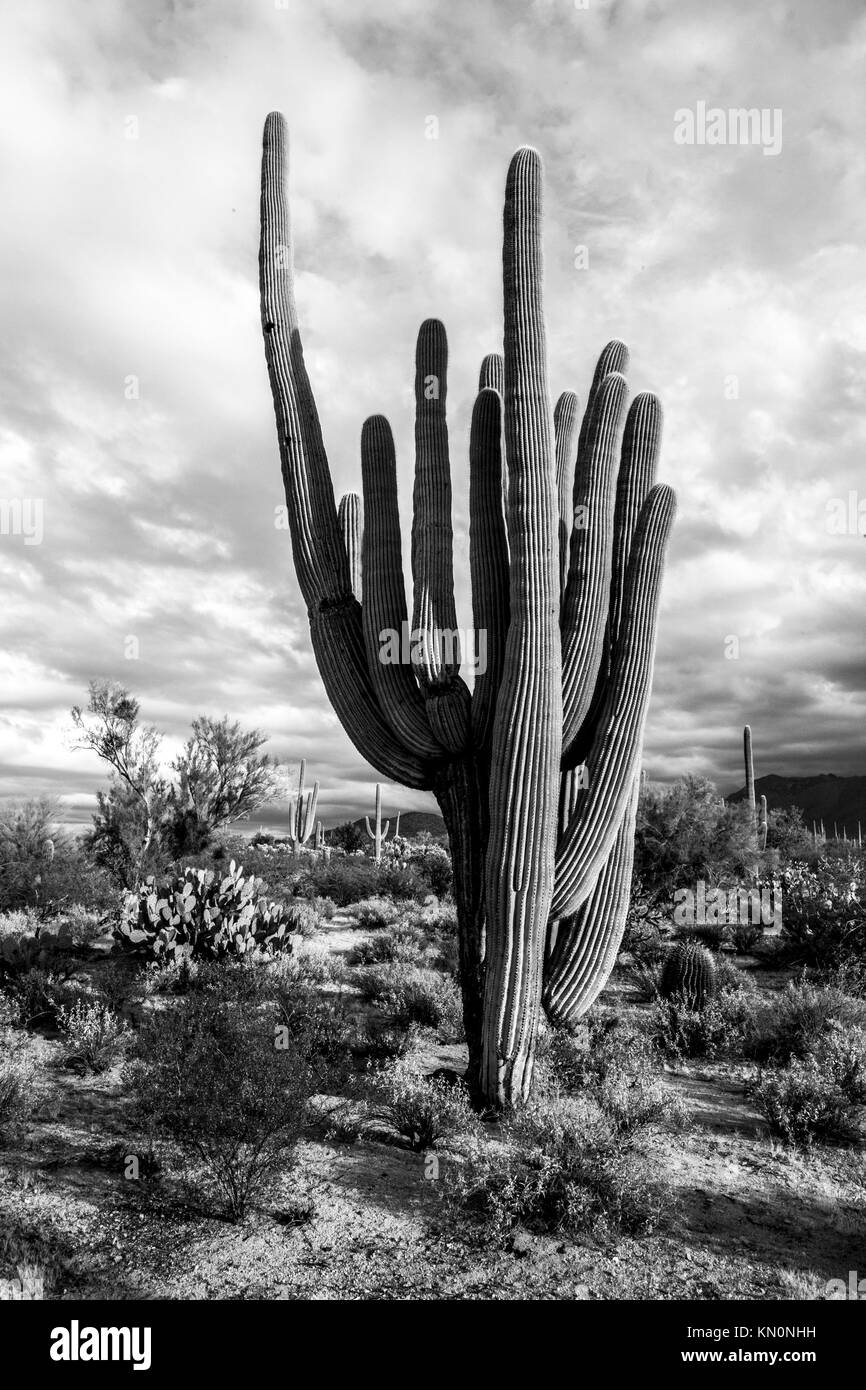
left=727, top=774, right=866, bottom=839
left=349, top=810, right=447, bottom=842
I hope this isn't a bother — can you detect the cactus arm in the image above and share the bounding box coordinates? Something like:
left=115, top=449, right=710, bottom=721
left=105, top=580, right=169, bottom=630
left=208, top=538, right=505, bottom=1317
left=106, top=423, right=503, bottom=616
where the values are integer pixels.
left=260, top=113, right=349, bottom=606
left=560, top=371, right=628, bottom=752
left=303, top=780, right=319, bottom=840
left=411, top=319, right=472, bottom=752
left=553, top=391, right=579, bottom=597
left=469, top=387, right=509, bottom=750
left=553, top=482, right=676, bottom=919
left=543, top=774, right=640, bottom=1025
left=360, top=415, right=445, bottom=758
left=563, top=391, right=662, bottom=767
left=338, top=492, right=362, bottom=603
left=260, top=114, right=432, bottom=790
left=364, top=816, right=374, bottom=837
left=481, top=147, right=563, bottom=1107
left=759, top=793, right=768, bottom=852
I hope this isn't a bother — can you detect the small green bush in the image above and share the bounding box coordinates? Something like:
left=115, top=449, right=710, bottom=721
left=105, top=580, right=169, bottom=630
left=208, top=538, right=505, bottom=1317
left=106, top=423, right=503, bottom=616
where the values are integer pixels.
left=450, top=1097, right=674, bottom=1243
left=126, top=984, right=315, bottom=1220
left=347, top=922, right=427, bottom=968
left=0, top=1033, right=38, bottom=1132
left=56, top=999, right=127, bottom=1073
left=351, top=897, right=402, bottom=931
left=743, top=980, right=866, bottom=1065
left=649, top=987, right=755, bottom=1060
left=357, top=963, right=464, bottom=1041
left=370, top=1055, right=478, bottom=1152
left=750, top=1031, right=866, bottom=1147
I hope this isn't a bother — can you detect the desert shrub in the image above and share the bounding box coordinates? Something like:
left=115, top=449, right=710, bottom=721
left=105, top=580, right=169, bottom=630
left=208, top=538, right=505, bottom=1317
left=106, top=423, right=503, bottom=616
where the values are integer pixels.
left=312, top=895, right=337, bottom=922
left=0, top=908, right=42, bottom=938
left=779, top=859, right=865, bottom=967
left=369, top=1055, right=478, bottom=1151
left=675, top=922, right=729, bottom=952
left=1, top=966, right=81, bottom=1029
left=349, top=1018, right=413, bottom=1061
left=126, top=986, right=315, bottom=1220
left=284, top=901, right=321, bottom=938
left=115, top=861, right=296, bottom=963
left=351, top=897, right=403, bottom=931
left=816, top=959, right=866, bottom=999
left=623, top=958, right=665, bottom=1002
left=743, top=979, right=865, bottom=1065
left=0, top=1034, right=38, bottom=1132
left=538, top=1019, right=683, bottom=1137
left=273, top=939, right=344, bottom=987
left=750, top=1032, right=866, bottom=1147
left=56, top=999, right=127, bottom=1072
left=357, top=963, right=464, bottom=1040
left=92, top=959, right=141, bottom=1013
left=731, top=922, right=763, bottom=955
left=323, top=1100, right=368, bottom=1145
left=293, top=856, right=382, bottom=907
left=269, top=974, right=353, bottom=1089
left=649, top=987, right=755, bottom=1060
left=450, top=1096, right=673, bottom=1242
left=347, top=922, right=428, bottom=968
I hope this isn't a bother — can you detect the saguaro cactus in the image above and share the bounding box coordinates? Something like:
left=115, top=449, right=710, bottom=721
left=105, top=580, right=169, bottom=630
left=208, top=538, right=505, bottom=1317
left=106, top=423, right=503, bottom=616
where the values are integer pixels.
left=743, top=724, right=757, bottom=842
left=365, top=783, right=390, bottom=863
left=288, top=759, right=319, bottom=858
left=259, top=115, right=676, bottom=1105
left=758, top=794, right=768, bottom=852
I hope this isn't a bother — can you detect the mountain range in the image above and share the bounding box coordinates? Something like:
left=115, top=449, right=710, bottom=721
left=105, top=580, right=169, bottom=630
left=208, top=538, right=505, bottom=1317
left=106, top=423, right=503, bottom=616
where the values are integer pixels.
left=727, top=773, right=865, bottom=839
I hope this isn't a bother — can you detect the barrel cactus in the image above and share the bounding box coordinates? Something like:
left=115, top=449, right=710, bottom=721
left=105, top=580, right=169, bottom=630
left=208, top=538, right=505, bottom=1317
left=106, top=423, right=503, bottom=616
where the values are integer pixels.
left=660, top=942, right=717, bottom=1011
left=258, top=115, right=676, bottom=1106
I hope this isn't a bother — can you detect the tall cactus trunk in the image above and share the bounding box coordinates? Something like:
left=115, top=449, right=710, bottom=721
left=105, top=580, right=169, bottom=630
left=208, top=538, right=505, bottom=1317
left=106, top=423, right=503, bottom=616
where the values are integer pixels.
left=434, top=756, right=487, bottom=1092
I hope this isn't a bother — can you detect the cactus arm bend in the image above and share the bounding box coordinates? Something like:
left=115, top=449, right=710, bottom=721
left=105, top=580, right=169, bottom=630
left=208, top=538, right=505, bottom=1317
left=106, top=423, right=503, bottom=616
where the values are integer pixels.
left=560, top=371, right=628, bottom=751
left=564, top=390, right=664, bottom=768
left=259, top=113, right=432, bottom=789
left=552, top=482, right=676, bottom=920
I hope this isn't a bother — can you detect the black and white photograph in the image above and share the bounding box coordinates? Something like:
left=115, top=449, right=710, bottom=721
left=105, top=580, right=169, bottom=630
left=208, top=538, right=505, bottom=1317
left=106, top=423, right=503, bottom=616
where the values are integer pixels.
left=0, top=0, right=863, bottom=1350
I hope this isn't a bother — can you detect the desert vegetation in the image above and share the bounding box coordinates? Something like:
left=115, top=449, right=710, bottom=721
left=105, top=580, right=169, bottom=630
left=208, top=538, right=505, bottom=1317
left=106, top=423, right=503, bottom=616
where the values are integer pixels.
left=0, top=765, right=863, bottom=1299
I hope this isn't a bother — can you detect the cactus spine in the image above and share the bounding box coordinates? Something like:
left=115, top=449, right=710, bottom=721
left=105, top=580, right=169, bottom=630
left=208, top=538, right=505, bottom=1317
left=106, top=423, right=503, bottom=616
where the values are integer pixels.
left=661, top=942, right=716, bottom=1011
left=259, top=116, right=676, bottom=1105
left=365, top=783, right=390, bottom=863
left=288, top=759, right=319, bottom=858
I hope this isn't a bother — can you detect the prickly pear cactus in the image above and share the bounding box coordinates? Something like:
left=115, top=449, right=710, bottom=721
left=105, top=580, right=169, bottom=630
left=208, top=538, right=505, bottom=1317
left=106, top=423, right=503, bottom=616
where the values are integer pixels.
left=660, top=941, right=716, bottom=1010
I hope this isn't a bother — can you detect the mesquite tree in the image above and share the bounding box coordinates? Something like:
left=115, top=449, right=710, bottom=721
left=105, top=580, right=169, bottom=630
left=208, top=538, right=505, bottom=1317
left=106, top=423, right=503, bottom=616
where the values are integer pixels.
left=259, top=114, right=676, bottom=1106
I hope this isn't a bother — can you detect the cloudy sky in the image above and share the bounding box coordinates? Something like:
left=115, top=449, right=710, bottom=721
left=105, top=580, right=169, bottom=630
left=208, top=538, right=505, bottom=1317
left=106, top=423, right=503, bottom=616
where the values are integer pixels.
left=0, top=0, right=863, bottom=829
